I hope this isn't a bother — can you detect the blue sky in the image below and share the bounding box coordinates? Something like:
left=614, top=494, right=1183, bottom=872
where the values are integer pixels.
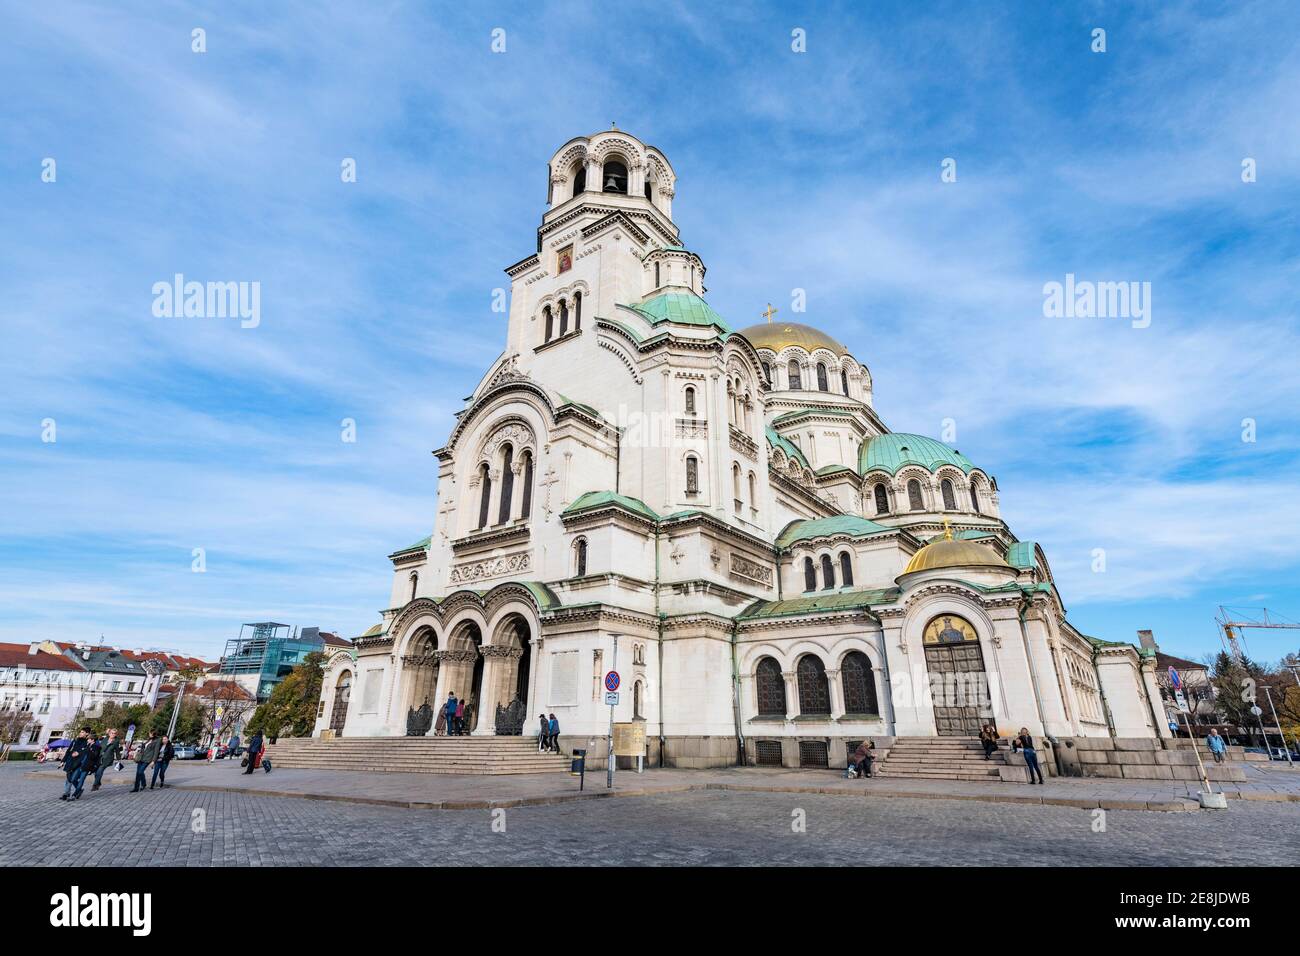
left=2, top=1, right=1298, bottom=666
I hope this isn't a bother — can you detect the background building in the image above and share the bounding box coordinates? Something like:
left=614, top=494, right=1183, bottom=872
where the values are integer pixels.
left=0, top=642, right=89, bottom=750
left=218, top=623, right=336, bottom=702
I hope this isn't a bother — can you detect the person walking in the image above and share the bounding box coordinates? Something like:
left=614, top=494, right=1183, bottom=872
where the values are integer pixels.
left=1013, top=727, right=1045, bottom=784
left=547, top=713, right=560, bottom=754
left=132, top=731, right=160, bottom=793
left=150, top=735, right=175, bottom=789
left=1206, top=728, right=1227, bottom=764
left=243, top=732, right=263, bottom=774
left=537, top=713, right=549, bottom=752
left=60, top=728, right=92, bottom=801
left=434, top=705, right=447, bottom=737
left=93, top=728, right=122, bottom=791
left=74, top=733, right=102, bottom=800
left=852, top=739, right=876, bottom=778
left=444, top=693, right=458, bottom=736
left=979, top=724, right=998, bottom=760
left=454, top=697, right=467, bottom=736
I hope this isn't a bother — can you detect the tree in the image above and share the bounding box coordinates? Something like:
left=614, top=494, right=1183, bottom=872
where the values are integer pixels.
left=247, top=652, right=326, bottom=738
left=73, top=701, right=153, bottom=738
left=0, top=706, right=35, bottom=746
left=148, top=695, right=205, bottom=742
left=191, top=680, right=256, bottom=746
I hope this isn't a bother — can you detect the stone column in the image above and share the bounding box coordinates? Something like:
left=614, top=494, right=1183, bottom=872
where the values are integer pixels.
left=826, top=668, right=845, bottom=719
left=782, top=670, right=798, bottom=719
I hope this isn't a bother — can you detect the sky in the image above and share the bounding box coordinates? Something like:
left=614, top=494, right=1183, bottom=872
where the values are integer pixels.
left=2, top=1, right=1298, bottom=667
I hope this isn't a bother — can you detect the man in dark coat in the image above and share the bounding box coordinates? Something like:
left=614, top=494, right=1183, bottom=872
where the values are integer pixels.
left=132, top=731, right=160, bottom=792
left=243, top=732, right=263, bottom=774
left=93, top=728, right=122, bottom=791
left=60, top=728, right=92, bottom=801
left=444, top=693, right=458, bottom=736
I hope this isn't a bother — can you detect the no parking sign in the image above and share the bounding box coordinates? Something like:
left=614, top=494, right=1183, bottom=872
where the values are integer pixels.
left=604, top=671, right=620, bottom=692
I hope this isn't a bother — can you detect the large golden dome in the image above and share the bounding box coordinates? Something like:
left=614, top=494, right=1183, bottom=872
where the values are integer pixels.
left=737, top=321, right=848, bottom=356
left=903, top=536, right=1012, bottom=575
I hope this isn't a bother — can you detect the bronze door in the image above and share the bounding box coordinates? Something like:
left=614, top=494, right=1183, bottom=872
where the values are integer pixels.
left=329, top=677, right=351, bottom=734
left=924, top=642, right=991, bottom=736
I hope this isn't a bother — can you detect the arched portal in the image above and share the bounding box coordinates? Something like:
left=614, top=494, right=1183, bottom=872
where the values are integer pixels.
left=401, top=627, right=440, bottom=735
left=329, top=670, right=352, bottom=734
left=443, top=621, right=485, bottom=734
left=922, top=613, right=993, bottom=735
left=487, top=613, right=533, bottom=735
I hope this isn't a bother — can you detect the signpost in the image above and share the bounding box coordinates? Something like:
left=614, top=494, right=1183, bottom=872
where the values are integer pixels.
left=605, top=655, right=620, bottom=789
left=613, top=721, right=647, bottom=773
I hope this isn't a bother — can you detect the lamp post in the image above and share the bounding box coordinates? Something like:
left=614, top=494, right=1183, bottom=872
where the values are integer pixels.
left=1261, top=685, right=1294, bottom=768
left=1284, top=654, right=1300, bottom=688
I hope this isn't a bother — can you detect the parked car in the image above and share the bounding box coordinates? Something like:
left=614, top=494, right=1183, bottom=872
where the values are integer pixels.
left=172, top=743, right=200, bottom=760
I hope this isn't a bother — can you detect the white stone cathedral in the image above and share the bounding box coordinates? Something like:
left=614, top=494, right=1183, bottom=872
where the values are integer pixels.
left=315, top=128, right=1168, bottom=769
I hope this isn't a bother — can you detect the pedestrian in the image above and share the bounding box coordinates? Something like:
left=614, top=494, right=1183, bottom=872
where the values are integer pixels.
left=454, top=697, right=467, bottom=736
left=93, top=728, right=122, bottom=791
left=444, top=693, right=458, bottom=736
left=979, top=724, right=998, bottom=760
left=1013, top=727, right=1045, bottom=784
left=852, top=739, right=875, bottom=778
left=1206, top=728, right=1227, bottom=764
left=547, top=713, right=560, bottom=753
left=74, top=733, right=102, bottom=800
left=243, top=732, right=263, bottom=775
left=537, top=713, right=549, bottom=752
left=132, top=730, right=160, bottom=793
left=434, top=705, right=447, bottom=736
left=150, top=735, right=175, bottom=789
left=60, top=727, right=92, bottom=801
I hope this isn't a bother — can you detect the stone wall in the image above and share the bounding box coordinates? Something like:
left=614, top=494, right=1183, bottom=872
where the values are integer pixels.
left=1057, top=735, right=1247, bottom=782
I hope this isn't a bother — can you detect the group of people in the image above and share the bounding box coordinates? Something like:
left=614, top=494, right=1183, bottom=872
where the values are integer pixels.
left=537, top=713, right=561, bottom=753
left=58, top=726, right=176, bottom=800
left=438, top=693, right=474, bottom=735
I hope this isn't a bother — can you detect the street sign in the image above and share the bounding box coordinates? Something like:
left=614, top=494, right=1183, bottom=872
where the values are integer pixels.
left=1174, top=690, right=1189, bottom=713
left=604, top=691, right=620, bottom=706
left=612, top=721, right=646, bottom=757
left=125, top=723, right=136, bottom=743
left=604, top=671, right=620, bottom=692
left=1167, top=666, right=1182, bottom=690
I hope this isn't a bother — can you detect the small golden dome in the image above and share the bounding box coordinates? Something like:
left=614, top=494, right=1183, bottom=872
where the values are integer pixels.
left=903, top=535, right=1012, bottom=575
left=737, top=321, right=848, bottom=356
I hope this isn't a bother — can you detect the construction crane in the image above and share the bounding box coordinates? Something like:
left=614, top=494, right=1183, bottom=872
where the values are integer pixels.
left=1216, top=606, right=1300, bottom=663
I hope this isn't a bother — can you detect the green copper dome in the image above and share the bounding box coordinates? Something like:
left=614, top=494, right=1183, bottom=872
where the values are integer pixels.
left=625, top=292, right=730, bottom=334
left=859, top=433, right=976, bottom=475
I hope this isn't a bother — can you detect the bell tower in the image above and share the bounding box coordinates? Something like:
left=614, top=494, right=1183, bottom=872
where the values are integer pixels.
left=504, top=129, right=695, bottom=361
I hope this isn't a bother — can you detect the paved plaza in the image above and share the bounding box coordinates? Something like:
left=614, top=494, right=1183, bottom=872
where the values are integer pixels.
left=3, top=761, right=1296, bottom=867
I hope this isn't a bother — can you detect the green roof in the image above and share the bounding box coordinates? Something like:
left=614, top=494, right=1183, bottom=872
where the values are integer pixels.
left=1005, top=541, right=1037, bottom=570
left=389, top=535, right=431, bottom=556
left=563, top=491, right=660, bottom=522
left=776, top=515, right=893, bottom=548
left=517, top=581, right=562, bottom=610
left=766, top=426, right=810, bottom=469
left=860, top=433, right=976, bottom=476
left=624, top=292, right=730, bottom=333
left=740, top=587, right=900, bottom=621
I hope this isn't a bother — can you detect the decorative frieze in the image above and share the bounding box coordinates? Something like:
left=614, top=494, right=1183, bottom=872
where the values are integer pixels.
left=448, top=551, right=531, bottom=584
left=729, top=428, right=759, bottom=461
left=676, top=418, right=708, bottom=439
left=729, top=553, right=773, bottom=586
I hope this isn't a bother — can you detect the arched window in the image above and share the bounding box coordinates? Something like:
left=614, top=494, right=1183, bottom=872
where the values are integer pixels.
left=602, top=160, right=628, bottom=194
left=788, top=360, right=802, bottom=390
left=558, top=299, right=568, bottom=336
left=644, top=181, right=652, bottom=201
left=970, top=484, right=981, bottom=513
left=816, top=363, right=829, bottom=391
left=873, top=483, right=889, bottom=515
left=755, top=657, right=786, bottom=716
left=839, top=552, right=854, bottom=587
left=572, top=163, right=586, bottom=197
left=803, top=557, right=816, bottom=592
left=796, top=655, right=831, bottom=715
left=409, top=571, right=419, bottom=602
left=941, top=478, right=956, bottom=510
left=841, top=651, right=878, bottom=715
left=654, top=262, right=660, bottom=287
left=574, top=538, right=588, bottom=577
left=684, top=386, right=696, bottom=416
left=732, top=463, right=742, bottom=513
left=633, top=680, right=644, bottom=717
left=543, top=306, right=553, bottom=342
left=841, top=369, right=850, bottom=395
left=820, top=554, right=835, bottom=590
left=761, top=361, right=772, bottom=385
left=520, top=451, right=534, bottom=519
left=907, top=478, right=924, bottom=511
left=497, top=444, right=514, bottom=524
left=685, top=456, right=699, bottom=495
left=476, top=463, right=492, bottom=529
left=573, top=291, right=582, bottom=332
left=748, top=472, right=757, bottom=512
left=726, top=382, right=736, bottom=425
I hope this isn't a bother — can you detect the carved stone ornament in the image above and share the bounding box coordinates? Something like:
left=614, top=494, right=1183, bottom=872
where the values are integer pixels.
left=448, top=552, right=531, bottom=584
left=729, top=553, right=773, bottom=586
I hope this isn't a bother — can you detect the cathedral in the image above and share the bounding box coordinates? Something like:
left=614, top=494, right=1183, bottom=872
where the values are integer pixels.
left=314, top=128, right=1168, bottom=770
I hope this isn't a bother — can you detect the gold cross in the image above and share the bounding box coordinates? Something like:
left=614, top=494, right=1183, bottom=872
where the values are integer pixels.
left=942, top=517, right=954, bottom=540
left=761, top=303, right=779, bottom=323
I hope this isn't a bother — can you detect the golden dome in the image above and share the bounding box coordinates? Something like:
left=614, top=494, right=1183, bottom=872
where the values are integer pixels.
left=737, top=321, right=848, bottom=356
left=903, top=535, right=1012, bottom=575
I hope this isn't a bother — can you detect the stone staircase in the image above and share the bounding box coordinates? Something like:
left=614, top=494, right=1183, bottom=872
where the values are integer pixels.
left=875, top=736, right=1010, bottom=782
left=265, top=736, right=572, bottom=775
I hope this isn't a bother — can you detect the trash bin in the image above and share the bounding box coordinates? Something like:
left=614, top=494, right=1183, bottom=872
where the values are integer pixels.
left=570, top=749, right=587, bottom=775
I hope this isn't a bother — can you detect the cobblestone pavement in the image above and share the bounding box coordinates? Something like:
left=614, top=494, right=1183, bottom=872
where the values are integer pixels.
left=3, top=763, right=1295, bottom=866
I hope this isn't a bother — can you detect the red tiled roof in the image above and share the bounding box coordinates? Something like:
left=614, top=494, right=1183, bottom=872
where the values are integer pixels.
left=1155, top=651, right=1208, bottom=673
left=320, top=632, right=351, bottom=647
left=0, top=643, right=85, bottom=671
left=193, top=680, right=255, bottom=701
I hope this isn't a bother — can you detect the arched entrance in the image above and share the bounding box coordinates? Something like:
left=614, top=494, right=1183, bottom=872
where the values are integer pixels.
left=329, top=671, right=352, bottom=734
left=445, top=621, right=485, bottom=734
left=923, top=614, right=994, bottom=736
left=402, top=628, right=439, bottom=735
left=487, top=613, right=533, bottom=735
